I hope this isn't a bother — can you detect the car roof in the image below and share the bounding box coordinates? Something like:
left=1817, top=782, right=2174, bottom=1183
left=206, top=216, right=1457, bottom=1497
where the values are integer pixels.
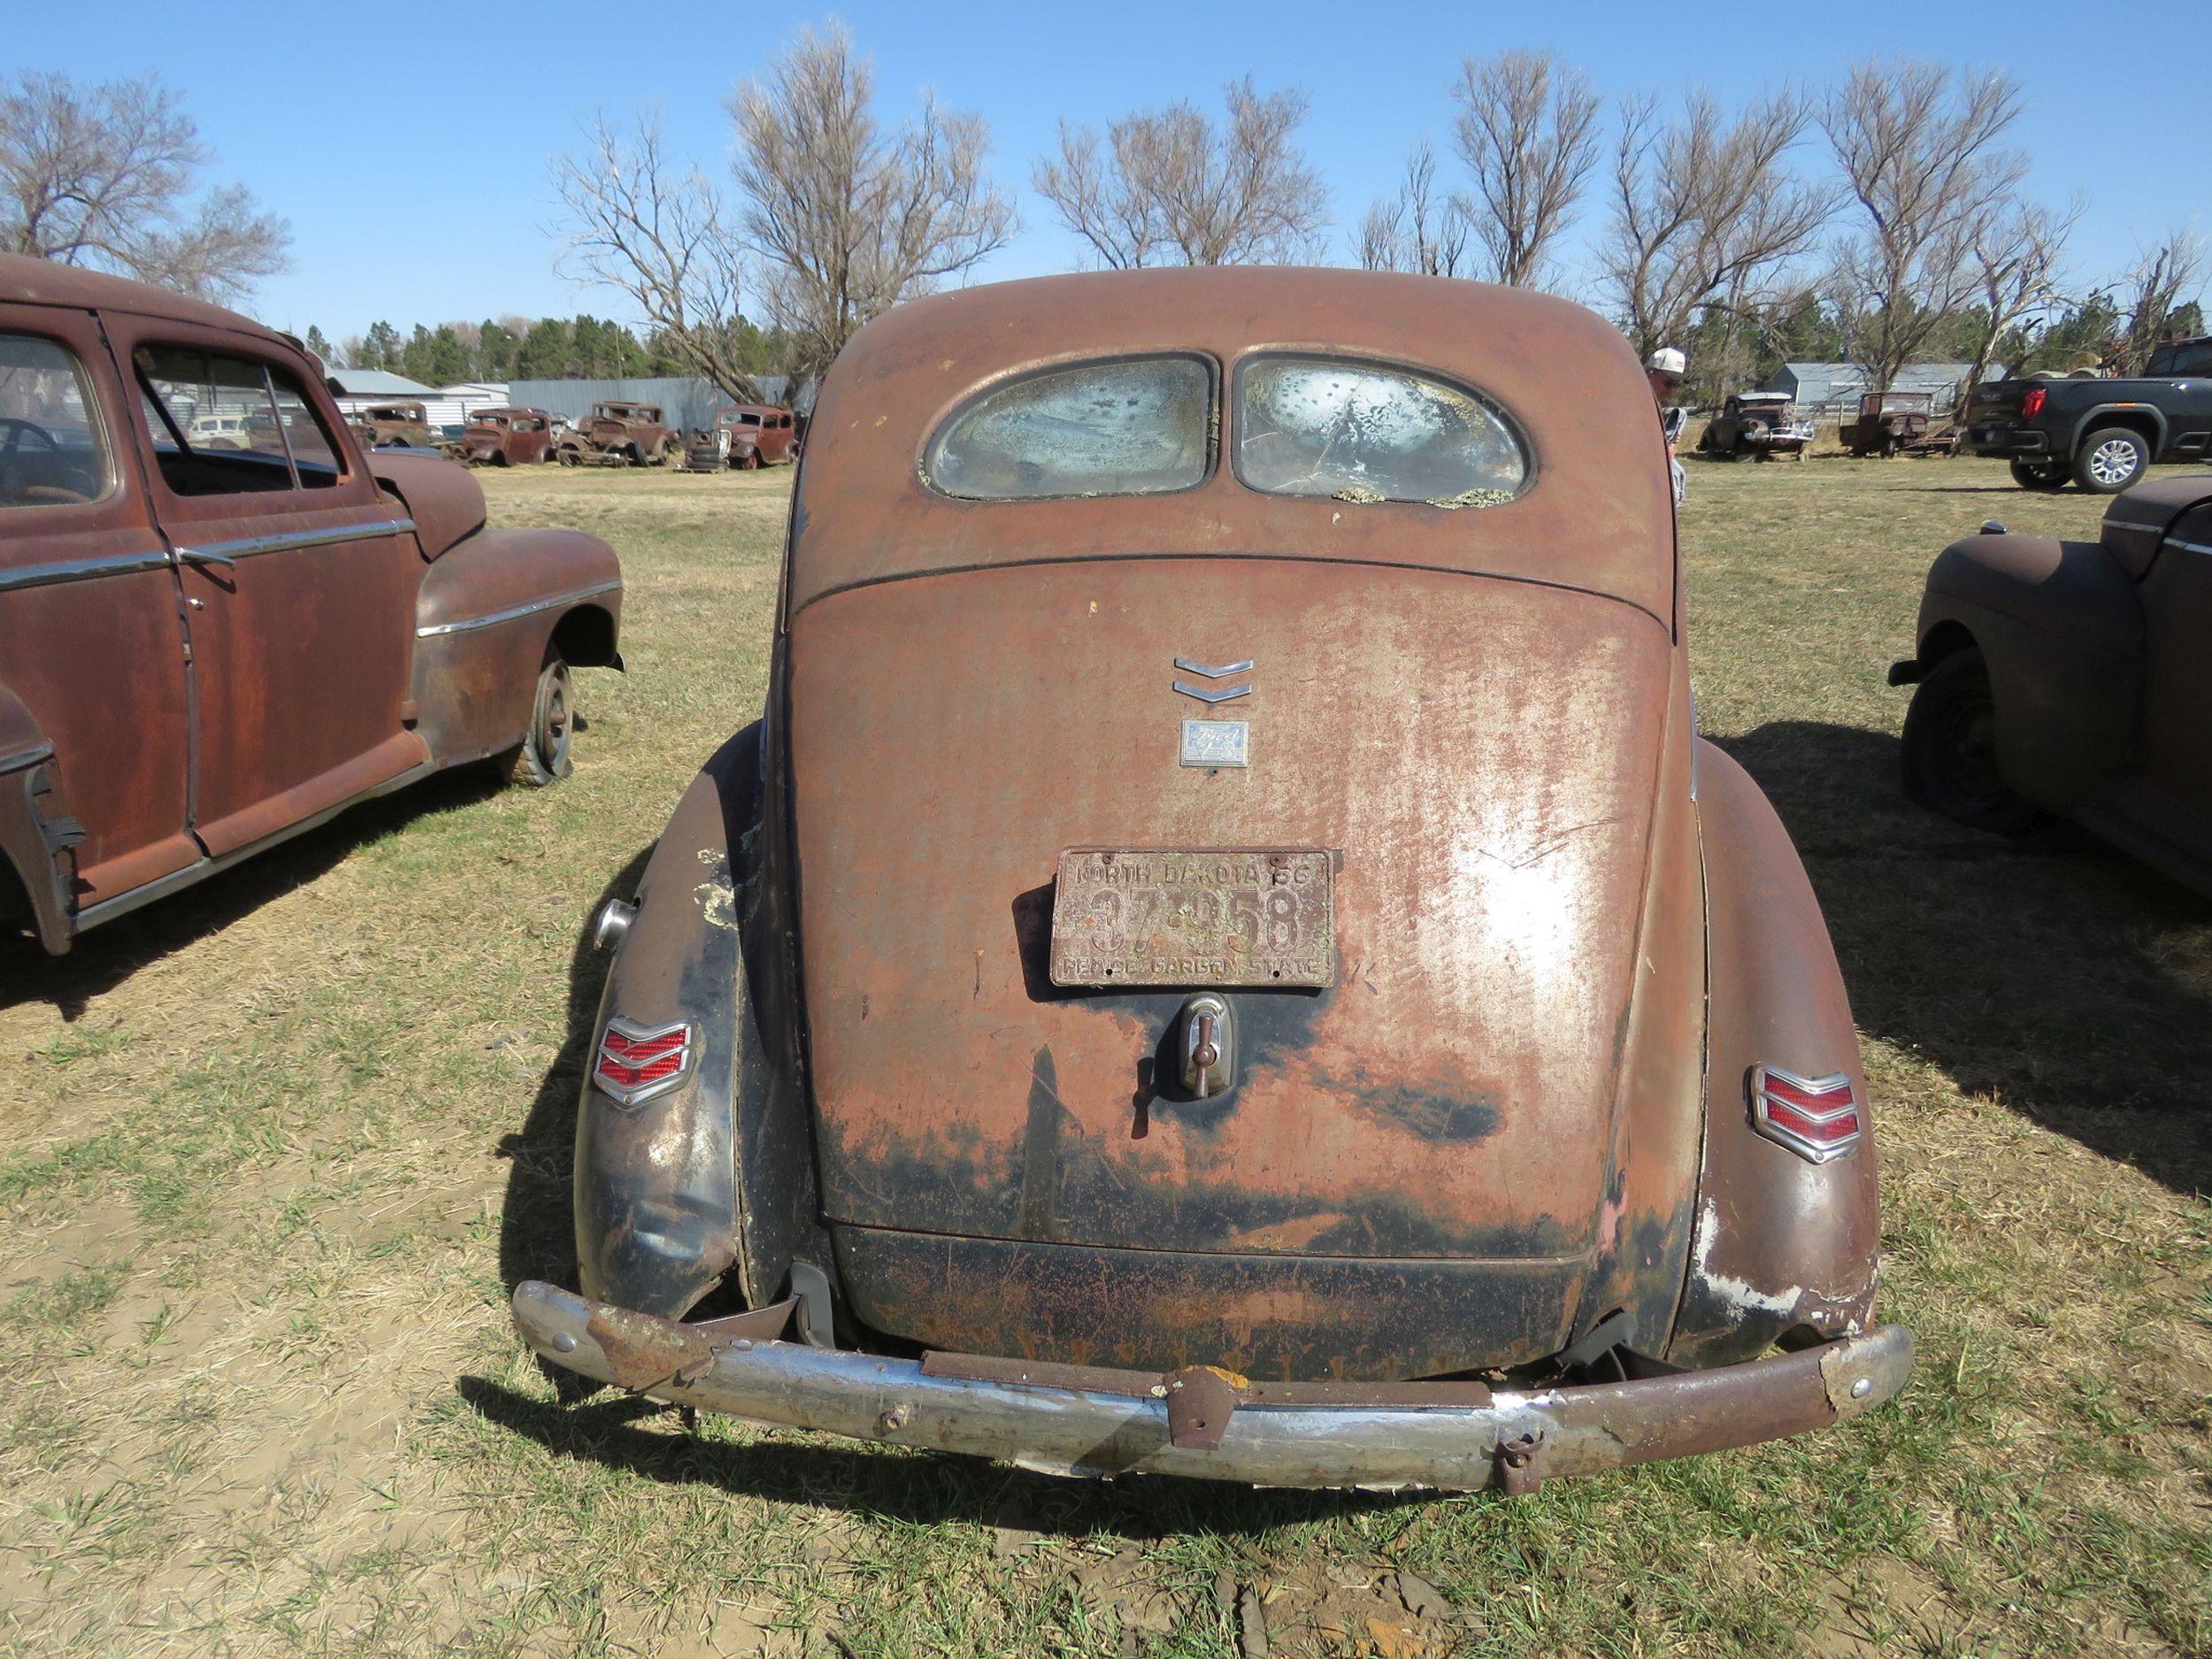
left=789, top=266, right=1675, bottom=625
left=0, top=251, right=293, bottom=346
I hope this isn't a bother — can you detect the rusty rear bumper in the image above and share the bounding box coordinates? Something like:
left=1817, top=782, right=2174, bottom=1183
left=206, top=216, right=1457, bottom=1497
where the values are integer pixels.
left=511, top=1281, right=1911, bottom=1492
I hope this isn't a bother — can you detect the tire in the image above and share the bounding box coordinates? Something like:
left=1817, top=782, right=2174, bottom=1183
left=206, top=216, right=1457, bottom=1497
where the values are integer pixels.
left=736, top=449, right=760, bottom=471
left=2008, top=458, right=2069, bottom=491
left=498, top=655, right=575, bottom=787
left=558, top=448, right=581, bottom=467
left=2073, top=426, right=2150, bottom=494
left=1901, top=648, right=2042, bottom=834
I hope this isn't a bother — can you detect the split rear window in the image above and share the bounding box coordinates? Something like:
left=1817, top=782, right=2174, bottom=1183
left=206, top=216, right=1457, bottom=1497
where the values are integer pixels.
left=921, top=352, right=1528, bottom=506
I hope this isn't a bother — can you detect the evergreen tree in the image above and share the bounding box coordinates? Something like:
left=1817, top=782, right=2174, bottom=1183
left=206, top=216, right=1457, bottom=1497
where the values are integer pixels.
left=303, top=324, right=336, bottom=367
left=476, top=319, right=520, bottom=381
left=358, top=320, right=403, bottom=371
left=516, top=318, right=572, bottom=379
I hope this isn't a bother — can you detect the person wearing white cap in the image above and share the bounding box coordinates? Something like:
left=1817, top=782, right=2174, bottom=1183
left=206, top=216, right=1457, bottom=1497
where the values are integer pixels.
left=1646, top=346, right=1688, bottom=506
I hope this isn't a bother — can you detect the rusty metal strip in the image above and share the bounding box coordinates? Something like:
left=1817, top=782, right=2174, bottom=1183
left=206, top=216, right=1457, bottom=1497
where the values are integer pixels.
left=172, top=517, right=415, bottom=564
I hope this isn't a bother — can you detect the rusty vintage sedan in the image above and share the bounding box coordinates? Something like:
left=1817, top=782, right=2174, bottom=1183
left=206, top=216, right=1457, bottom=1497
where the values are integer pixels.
left=512, top=268, right=1908, bottom=1492
left=1893, top=475, right=2212, bottom=890
left=0, top=255, right=621, bottom=953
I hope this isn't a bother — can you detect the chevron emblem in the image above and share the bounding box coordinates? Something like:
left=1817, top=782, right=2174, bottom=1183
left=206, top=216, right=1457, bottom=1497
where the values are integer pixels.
left=1172, top=656, right=1253, bottom=703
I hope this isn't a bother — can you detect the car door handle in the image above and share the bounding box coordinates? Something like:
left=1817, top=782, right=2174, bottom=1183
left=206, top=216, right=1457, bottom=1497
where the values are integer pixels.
left=176, top=547, right=237, bottom=570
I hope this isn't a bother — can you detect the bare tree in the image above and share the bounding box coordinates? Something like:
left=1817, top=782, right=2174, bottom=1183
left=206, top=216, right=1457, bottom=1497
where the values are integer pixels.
left=1357, top=142, right=1471, bottom=277
left=1448, top=50, right=1601, bottom=288
left=1822, top=60, right=2025, bottom=393
left=1959, top=196, right=2078, bottom=399
left=0, top=70, right=288, bottom=303
left=2110, top=228, right=2206, bottom=374
left=732, top=23, right=1015, bottom=376
left=551, top=111, right=759, bottom=401
left=1601, top=88, right=1835, bottom=360
left=1033, top=78, right=1326, bottom=269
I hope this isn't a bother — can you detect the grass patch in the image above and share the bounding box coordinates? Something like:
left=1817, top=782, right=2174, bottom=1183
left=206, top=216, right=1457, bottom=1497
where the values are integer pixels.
left=0, top=457, right=2205, bottom=1655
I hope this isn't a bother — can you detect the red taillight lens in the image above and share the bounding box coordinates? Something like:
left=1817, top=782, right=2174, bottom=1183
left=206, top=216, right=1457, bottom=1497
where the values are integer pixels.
left=2021, top=386, right=2046, bottom=419
left=1749, top=1066, right=1862, bottom=1164
left=594, top=1020, right=693, bottom=1105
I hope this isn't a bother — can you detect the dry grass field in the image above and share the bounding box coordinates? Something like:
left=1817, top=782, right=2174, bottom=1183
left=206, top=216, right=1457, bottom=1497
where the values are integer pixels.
left=2, top=454, right=2208, bottom=1658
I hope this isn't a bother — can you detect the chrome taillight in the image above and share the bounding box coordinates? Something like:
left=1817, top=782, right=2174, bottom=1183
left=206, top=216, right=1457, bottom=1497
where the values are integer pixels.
left=594, top=1018, right=694, bottom=1107
left=1749, top=1065, right=1862, bottom=1164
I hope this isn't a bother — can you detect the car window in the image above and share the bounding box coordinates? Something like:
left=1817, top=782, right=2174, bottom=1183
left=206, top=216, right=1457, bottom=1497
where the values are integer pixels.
left=0, top=332, right=114, bottom=511
left=2148, top=342, right=2212, bottom=376
left=1235, top=356, right=1528, bottom=506
left=924, top=355, right=1213, bottom=500
left=136, top=344, right=345, bottom=496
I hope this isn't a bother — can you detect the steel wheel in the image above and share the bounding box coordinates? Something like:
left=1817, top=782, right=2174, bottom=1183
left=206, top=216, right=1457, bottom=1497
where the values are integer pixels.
left=499, top=655, right=575, bottom=787
left=1901, top=648, right=2041, bottom=834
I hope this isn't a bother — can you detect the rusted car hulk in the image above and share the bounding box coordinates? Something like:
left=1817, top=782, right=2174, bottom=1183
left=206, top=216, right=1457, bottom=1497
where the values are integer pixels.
left=1699, top=392, right=1813, bottom=461
left=1892, top=476, right=2212, bottom=893
left=715, top=403, right=800, bottom=469
left=555, top=400, right=680, bottom=467
left=0, top=255, right=622, bottom=953
left=512, top=267, right=1909, bottom=1492
left=1840, top=390, right=1937, bottom=457
left=349, top=399, right=437, bottom=451
left=461, top=406, right=556, bottom=466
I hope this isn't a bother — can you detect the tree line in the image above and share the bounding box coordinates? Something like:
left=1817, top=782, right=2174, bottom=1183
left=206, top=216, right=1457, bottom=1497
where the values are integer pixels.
left=310, top=313, right=791, bottom=387
left=4, top=50, right=2202, bottom=409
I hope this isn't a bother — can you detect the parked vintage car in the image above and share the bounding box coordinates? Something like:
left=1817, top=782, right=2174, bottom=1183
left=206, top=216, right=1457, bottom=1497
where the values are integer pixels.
left=510, top=267, right=1909, bottom=1493
left=0, top=255, right=623, bottom=954
left=460, top=405, right=556, bottom=467
left=1699, top=391, right=1814, bottom=461
left=348, top=399, right=437, bottom=451
left=1892, top=475, right=2212, bottom=891
left=714, top=403, right=800, bottom=469
left=1839, top=390, right=1937, bottom=457
left=555, top=401, right=680, bottom=467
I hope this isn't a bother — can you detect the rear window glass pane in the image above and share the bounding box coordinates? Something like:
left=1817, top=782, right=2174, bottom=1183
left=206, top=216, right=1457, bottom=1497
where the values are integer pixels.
left=1236, top=356, right=1528, bottom=506
left=925, top=356, right=1211, bottom=500
left=0, top=333, right=111, bottom=510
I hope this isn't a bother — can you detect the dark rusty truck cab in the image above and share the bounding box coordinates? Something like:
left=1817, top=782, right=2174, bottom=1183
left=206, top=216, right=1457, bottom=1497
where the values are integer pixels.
left=514, top=268, right=1908, bottom=1492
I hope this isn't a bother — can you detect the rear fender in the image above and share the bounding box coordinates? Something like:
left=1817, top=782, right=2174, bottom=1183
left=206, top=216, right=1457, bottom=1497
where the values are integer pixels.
left=1670, top=741, right=1879, bottom=1370
left=410, top=527, right=623, bottom=766
left=1915, top=534, right=2143, bottom=811
left=0, top=683, right=78, bottom=954
left=574, top=723, right=820, bottom=1317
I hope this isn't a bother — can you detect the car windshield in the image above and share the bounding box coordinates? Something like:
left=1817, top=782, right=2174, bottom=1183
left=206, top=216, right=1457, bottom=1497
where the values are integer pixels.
left=1235, top=355, right=1528, bottom=506
left=924, top=356, right=1213, bottom=500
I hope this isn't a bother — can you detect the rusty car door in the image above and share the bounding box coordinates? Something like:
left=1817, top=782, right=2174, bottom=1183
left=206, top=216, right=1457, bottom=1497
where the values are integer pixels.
left=102, top=312, right=426, bottom=860
left=0, top=301, right=199, bottom=913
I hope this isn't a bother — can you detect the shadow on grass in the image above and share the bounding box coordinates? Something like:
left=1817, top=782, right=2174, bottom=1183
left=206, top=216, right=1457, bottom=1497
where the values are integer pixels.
left=454, top=1372, right=1424, bottom=1536
left=495, top=842, right=654, bottom=1310
left=1720, top=719, right=2212, bottom=1195
left=0, top=764, right=506, bottom=1019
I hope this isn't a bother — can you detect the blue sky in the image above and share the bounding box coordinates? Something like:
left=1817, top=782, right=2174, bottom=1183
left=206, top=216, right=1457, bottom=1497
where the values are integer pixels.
left=16, top=2, right=2208, bottom=341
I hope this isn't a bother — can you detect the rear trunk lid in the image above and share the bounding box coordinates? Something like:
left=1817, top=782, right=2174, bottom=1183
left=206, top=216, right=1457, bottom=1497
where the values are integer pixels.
left=786, top=557, right=1679, bottom=1368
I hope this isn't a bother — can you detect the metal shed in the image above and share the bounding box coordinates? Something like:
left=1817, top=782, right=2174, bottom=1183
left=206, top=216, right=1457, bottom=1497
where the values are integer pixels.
left=1763, top=362, right=1998, bottom=420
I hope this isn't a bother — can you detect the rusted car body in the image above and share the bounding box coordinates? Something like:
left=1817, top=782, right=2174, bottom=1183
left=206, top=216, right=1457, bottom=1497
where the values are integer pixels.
left=461, top=405, right=555, bottom=466
left=512, top=268, right=1908, bottom=1492
left=1840, top=391, right=1936, bottom=457
left=714, top=403, right=800, bottom=469
left=349, top=399, right=437, bottom=451
left=0, top=255, right=623, bottom=953
left=1893, top=475, right=2212, bottom=892
left=1699, top=392, right=1813, bottom=461
left=555, top=401, right=679, bottom=467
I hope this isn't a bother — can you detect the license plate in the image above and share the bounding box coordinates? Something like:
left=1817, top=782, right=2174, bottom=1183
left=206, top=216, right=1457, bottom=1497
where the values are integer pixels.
left=1048, top=848, right=1335, bottom=988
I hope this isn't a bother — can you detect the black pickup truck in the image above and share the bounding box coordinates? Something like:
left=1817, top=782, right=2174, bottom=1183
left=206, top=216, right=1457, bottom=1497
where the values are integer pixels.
left=1965, top=336, right=2212, bottom=493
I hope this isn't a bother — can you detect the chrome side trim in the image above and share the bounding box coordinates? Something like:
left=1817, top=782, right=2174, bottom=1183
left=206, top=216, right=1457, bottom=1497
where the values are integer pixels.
left=2168, top=538, right=2212, bottom=557
left=1173, top=657, right=1255, bottom=678
left=0, top=741, right=56, bottom=774
left=0, top=548, right=172, bottom=595
left=172, top=516, right=416, bottom=565
left=2105, top=519, right=2166, bottom=534
left=417, top=579, right=621, bottom=639
left=1172, top=680, right=1252, bottom=704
